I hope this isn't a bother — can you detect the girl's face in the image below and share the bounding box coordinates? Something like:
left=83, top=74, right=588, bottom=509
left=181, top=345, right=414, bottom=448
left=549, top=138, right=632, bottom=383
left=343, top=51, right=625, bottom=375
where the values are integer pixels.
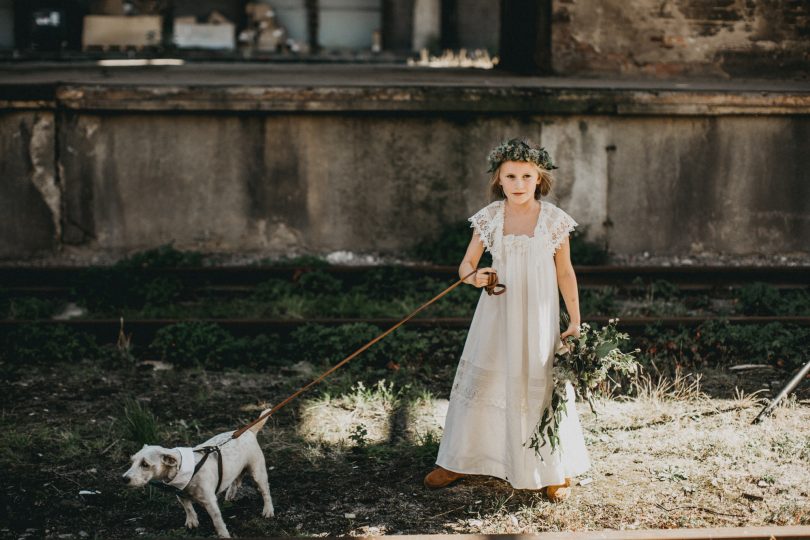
left=498, top=160, right=540, bottom=204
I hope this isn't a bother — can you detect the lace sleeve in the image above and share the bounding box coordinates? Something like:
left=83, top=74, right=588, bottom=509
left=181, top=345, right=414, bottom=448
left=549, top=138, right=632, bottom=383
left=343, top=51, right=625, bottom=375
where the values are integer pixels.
left=468, top=203, right=499, bottom=254
left=548, top=206, right=578, bottom=255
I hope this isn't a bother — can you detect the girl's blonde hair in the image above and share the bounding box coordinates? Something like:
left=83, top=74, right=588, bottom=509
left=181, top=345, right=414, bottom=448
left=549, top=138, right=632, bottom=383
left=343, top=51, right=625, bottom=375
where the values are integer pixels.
left=488, top=162, right=554, bottom=201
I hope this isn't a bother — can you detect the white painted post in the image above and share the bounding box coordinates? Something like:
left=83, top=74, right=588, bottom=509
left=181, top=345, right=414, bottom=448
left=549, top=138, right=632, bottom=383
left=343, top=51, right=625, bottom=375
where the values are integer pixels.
left=412, top=0, right=440, bottom=52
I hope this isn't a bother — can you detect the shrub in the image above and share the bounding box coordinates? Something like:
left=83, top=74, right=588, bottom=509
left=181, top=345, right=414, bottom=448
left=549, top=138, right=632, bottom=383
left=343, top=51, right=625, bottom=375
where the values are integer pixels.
left=6, top=297, right=56, bottom=319
left=252, top=279, right=296, bottom=302
left=737, top=283, right=810, bottom=316
left=697, top=319, right=809, bottom=371
left=289, top=323, right=425, bottom=369
left=297, top=270, right=343, bottom=297
left=71, top=245, right=200, bottom=313
left=633, top=319, right=810, bottom=372
left=1, top=323, right=100, bottom=362
left=408, top=220, right=492, bottom=266
left=738, top=282, right=782, bottom=315
left=150, top=322, right=235, bottom=368
left=569, top=226, right=610, bottom=266
left=580, top=287, right=618, bottom=316
left=123, top=244, right=203, bottom=269
left=149, top=322, right=284, bottom=369
left=651, top=279, right=681, bottom=301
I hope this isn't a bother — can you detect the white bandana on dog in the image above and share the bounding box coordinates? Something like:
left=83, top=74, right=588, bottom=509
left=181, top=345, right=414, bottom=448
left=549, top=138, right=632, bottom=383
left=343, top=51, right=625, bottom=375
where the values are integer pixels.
left=166, top=447, right=196, bottom=490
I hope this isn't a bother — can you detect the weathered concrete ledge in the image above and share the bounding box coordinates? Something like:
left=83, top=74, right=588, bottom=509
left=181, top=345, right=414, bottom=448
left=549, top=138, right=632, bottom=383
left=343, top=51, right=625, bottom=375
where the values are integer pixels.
left=0, top=84, right=807, bottom=115
left=0, top=64, right=808, bottom=115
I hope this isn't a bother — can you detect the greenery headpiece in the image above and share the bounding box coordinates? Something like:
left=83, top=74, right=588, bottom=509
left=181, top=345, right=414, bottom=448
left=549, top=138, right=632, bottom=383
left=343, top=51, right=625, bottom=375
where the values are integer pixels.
left=486, top=138, right=558, bottom=173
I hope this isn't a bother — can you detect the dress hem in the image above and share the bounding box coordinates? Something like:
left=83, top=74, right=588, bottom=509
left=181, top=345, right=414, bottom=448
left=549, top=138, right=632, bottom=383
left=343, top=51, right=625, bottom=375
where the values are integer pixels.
left=435, top=457, right=591, bottom=491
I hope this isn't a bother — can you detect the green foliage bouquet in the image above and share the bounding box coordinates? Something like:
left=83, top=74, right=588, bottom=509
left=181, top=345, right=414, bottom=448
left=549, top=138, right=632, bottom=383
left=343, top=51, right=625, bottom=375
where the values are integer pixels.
left=526, top=318, right=641, bottom=457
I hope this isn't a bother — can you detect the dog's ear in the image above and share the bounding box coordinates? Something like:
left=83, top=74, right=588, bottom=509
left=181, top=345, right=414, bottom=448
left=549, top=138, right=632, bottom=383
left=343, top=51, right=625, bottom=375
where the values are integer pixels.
left=142, top=443, right=148, bottom=449
left=161, top=452, right=179, bottom=468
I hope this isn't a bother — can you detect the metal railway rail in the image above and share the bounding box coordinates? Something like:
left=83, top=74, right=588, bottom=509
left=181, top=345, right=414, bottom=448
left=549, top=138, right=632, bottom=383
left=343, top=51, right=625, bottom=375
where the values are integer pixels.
left=2, top=316, right=808, bottom=343
left=1, top=265, right=808, bottom=295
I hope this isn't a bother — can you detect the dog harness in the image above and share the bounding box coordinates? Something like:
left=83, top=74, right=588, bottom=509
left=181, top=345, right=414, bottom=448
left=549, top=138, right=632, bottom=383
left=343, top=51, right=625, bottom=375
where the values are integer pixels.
left=192, top=446, right=224, bottom=494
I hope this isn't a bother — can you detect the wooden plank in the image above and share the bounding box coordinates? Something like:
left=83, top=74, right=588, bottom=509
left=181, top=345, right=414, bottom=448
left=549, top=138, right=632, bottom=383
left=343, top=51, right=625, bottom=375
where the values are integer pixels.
left=255, top=527, right=810, bottom=540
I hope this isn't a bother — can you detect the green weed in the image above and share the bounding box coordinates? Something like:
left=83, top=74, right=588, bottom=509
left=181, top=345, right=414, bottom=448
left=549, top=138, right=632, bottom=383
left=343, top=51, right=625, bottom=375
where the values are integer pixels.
left=348, top=424, right=369, bottom=449
left=123, top=398, right=159, bottom=446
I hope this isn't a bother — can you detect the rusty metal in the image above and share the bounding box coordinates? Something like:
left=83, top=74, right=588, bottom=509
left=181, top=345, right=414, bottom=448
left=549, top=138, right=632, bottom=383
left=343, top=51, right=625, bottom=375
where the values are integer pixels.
left=753, top=359, right=810, bottom=424
left=2, top=316, right=809, bottom=344
left=0, top=265, right=808, bottom=293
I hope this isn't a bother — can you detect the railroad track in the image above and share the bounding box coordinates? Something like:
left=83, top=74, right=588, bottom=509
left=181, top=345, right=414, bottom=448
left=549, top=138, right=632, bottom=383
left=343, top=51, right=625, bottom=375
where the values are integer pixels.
left=1, top=265, right=808, bottom=295
left=2, top=265, right=807, bottom=342
left=2, top=316, right=808, bottom=342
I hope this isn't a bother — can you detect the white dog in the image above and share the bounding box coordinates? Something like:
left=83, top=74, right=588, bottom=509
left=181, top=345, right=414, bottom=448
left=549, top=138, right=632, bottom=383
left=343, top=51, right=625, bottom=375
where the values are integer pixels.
left=122, top=410, right=274, bottom=538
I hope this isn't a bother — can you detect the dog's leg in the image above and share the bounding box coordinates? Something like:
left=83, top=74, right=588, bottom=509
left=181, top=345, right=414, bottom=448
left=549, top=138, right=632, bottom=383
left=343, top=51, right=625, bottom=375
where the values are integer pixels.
left=177, top=495, right=199, bottom=529
left=249, top=460, right=274, bottom=518
left=225, top=473, right=243, bottom=501
left=200, top=493, right=230, bottom=538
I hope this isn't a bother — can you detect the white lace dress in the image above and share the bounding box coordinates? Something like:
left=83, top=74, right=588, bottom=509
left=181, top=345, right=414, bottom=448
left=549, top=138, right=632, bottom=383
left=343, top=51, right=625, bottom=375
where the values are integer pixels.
left=435, top=198, right=592, bottom=489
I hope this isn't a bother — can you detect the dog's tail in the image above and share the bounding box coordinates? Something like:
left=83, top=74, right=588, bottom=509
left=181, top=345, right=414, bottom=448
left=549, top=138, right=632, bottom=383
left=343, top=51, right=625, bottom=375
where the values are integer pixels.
left=248, top=409, right=273, bottom=434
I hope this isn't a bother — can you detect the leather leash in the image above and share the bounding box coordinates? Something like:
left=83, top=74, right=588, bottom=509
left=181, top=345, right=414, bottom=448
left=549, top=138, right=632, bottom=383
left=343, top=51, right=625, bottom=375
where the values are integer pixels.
left=231, top=267, right=506, bottom=439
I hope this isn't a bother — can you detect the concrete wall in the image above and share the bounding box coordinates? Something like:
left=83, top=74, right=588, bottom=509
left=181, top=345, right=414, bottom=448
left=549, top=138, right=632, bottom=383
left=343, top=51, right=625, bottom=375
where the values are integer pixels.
left=56, top=113, right=539, bottom=253
left=552, top=0, right=810, bottom=78
left=548, top=116, right=810, bottom=254
left=3, top=109, right=807, bottom=260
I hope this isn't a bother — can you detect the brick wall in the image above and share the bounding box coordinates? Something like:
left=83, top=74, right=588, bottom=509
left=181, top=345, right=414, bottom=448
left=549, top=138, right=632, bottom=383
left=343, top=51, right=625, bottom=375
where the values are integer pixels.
left=552, top=0, right=809, bottom=78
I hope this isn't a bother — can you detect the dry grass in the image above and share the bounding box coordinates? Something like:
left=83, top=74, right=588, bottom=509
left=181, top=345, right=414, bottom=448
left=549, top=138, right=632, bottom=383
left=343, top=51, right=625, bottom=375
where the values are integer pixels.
left=286, top=367, right=810, bottom=534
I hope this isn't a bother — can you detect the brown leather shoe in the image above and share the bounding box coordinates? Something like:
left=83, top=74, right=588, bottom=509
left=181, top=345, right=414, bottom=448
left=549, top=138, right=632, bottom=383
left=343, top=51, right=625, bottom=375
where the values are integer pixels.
left=423, top=466, right=466, bottom=489
left=545, top=477, right=572, bottom=502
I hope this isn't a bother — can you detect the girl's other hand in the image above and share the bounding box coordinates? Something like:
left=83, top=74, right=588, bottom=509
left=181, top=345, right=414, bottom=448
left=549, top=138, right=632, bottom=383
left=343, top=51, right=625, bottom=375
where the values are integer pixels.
left=469, top=267, right=497, bottom=288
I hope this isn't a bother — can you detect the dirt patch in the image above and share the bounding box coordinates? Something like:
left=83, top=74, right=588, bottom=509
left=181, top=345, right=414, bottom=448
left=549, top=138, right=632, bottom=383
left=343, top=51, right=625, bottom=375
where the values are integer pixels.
left=1, top=359, right=808, bottom=538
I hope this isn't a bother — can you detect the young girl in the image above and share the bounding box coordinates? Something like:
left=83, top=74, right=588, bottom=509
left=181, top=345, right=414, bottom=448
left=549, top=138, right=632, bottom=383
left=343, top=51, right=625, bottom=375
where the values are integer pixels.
left=424, top=138, right=591, bottom=501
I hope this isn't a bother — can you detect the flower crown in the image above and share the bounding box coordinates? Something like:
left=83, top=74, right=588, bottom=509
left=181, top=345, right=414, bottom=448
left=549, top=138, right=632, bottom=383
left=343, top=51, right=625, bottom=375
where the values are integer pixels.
left=486, top=138, right=558, bottom=173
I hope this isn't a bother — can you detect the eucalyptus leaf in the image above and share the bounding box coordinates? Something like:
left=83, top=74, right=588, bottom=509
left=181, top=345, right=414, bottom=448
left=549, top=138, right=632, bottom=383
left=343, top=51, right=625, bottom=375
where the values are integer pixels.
left=525, top=318, right=641, bottom=459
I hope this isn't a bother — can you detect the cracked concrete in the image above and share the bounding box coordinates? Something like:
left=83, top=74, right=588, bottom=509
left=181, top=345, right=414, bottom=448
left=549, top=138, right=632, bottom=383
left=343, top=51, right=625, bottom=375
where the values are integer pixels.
left=0, top=112, right=59, bottom=258
left=28, top=113, right=61, bottom=242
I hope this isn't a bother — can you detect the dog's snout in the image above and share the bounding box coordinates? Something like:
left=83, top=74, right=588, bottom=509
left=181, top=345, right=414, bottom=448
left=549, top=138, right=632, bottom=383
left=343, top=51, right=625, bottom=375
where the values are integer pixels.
left=122, top=475, right=131, bottom=484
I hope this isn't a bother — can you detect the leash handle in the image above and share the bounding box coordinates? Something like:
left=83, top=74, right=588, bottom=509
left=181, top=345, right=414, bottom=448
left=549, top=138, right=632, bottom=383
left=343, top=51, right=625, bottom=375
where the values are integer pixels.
left=232, top=266, right=506, bottom=439
left=479, top=270, right=506, bottom=296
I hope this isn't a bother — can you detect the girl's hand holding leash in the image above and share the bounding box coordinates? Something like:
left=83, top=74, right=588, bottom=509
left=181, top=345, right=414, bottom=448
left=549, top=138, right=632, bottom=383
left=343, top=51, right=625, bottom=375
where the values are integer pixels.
left=466, top=267, right=496, bottom=288
left=466, top=268, right=507, bottom=296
